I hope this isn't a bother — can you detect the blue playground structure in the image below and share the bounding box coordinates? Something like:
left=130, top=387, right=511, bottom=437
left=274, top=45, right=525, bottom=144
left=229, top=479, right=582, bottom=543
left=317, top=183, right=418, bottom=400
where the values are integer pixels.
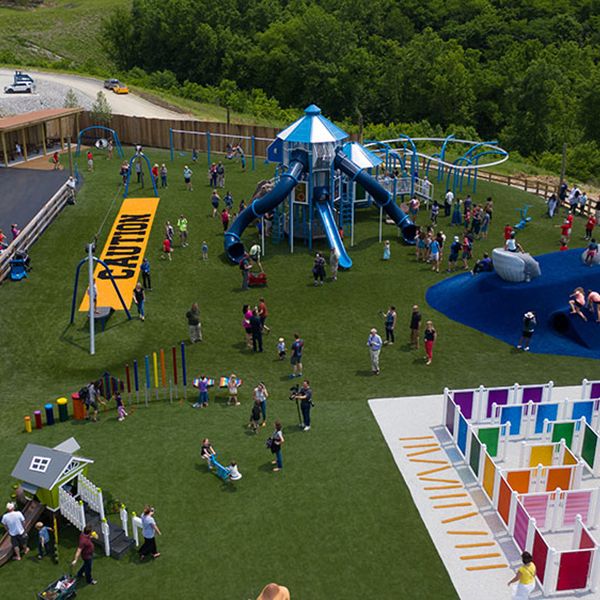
left=123, top=152, right=158, bottom=198
left=75, top=126, right=124, bottom=159
left=514, top=204, right=533, bottom=230
left=224, top=105, right=417, bottom=269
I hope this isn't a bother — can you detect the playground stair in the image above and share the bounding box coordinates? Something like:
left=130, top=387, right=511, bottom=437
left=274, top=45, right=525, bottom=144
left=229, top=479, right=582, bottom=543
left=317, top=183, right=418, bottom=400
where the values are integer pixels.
left=340, top=190, right=352, bottom=231
left=271, top=205, right=285, bottom=244
left=84, top=506, right=135, bottom=560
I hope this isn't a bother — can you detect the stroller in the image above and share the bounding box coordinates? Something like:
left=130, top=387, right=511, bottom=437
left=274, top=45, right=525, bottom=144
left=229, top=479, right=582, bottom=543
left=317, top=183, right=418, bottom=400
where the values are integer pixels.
left=37, top=574, right=77, bottom=599
left=9, top=249, right=31, bottom=281
left=248, top=272, right=267, bottom=287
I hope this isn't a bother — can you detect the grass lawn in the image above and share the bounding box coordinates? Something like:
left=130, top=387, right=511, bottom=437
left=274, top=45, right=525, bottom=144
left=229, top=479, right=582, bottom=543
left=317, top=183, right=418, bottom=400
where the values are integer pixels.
left=0, top=147, right=596, bottom=599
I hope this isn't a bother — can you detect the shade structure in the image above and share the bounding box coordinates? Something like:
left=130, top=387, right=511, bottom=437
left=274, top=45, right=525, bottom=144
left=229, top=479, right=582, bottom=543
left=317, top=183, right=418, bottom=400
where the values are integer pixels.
left=277, top=104, right=348, bottom=144
left=342, top=142, right=383, bottom=169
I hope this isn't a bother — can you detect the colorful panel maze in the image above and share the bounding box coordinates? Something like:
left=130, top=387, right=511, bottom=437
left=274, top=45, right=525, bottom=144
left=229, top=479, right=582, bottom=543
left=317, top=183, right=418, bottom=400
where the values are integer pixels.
left=443, top=379, right=600, bottom=595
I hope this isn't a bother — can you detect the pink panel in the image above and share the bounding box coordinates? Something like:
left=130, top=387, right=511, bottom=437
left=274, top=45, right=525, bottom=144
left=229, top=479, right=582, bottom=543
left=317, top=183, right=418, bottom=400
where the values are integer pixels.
left=514, top=502, right=529, bottom=551
left=557, top=550, right=593, bottom=591
left=580, top=528, right=596, bottom=550
left=522, top=495, right=549, bottom=528
left=563, top=491, right=591, bottom=527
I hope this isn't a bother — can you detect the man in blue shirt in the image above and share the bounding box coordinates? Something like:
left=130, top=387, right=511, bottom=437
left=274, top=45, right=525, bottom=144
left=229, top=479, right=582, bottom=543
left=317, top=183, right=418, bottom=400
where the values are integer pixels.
left=367, top=328, right=383, bottom=375
left=141, top=257, right=151, bottom=290
left=290, top=334, right=304, bottom=378
left=295, top=380, right=313, bottom=431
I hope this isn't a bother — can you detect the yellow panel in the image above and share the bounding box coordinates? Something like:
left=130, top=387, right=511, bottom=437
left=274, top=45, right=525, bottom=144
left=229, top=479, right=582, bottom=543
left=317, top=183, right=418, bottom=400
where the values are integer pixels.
left=563, top=448, right=578, bottom=465
left=483, top=455, right=496, bottom=498
left=529, top=444, right=553, bottom=467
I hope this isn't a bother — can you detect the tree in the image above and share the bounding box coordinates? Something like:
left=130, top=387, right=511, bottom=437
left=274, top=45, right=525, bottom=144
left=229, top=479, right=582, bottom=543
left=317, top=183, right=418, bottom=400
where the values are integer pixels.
left=63, top=88, right=80, bottom=109
left=90, top=91, right=112, bottom=125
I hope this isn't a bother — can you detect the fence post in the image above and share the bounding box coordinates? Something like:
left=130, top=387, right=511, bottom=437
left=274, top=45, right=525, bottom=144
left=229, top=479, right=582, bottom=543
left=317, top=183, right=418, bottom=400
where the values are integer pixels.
left=131, top=512, right=139, bottom=546
left=543, top=547, right=559, bottom=595
left=79, top=500, right=85, bottom=531
left=508, top=491, right=519, bottom=534
left=478, top=443, right=487, bottom=485
left=101, top=518, right=110, bottom=557
left=120, top=504, right=128, bottom=537
left=525, top=516, right=536, bottom=552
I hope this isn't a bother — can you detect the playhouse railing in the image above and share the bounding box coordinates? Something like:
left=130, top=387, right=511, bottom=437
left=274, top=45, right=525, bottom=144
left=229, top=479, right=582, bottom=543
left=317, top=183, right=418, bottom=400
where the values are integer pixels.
left=59, top=487, right=85, bottom=531
left=78, top=472, right=105, bottom=520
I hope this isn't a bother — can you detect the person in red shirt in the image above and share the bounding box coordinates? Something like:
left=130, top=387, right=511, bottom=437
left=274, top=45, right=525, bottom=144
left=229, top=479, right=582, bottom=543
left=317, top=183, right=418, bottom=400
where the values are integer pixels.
left=71, top=525, right=96, bottom=585
left=559, top=239, right=569, bottom=251
left=504, top=224, right=513, bottom=240
left=585, top=215, right=597, bottom=240
left=52, top=151, right=60, bottom=170
left=151, top=163, right=159, bottom=182
left=557, top=219, right=571, bottom=241
left=86, top=151, right=94, bottom=172
left=221, top=207, right=230, bottom=232
left=161, top=237, right=172, bottom=261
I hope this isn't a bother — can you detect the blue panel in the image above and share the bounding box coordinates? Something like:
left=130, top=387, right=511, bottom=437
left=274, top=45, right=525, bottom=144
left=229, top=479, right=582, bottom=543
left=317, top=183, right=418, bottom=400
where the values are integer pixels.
left=572, top=400, right=594, bottom=424
left=501, top=405, right=522, bottom=436
left=266, top=138, right=283, bottom=163
left=535, top=404, right=559, bottom=434
left=457, top=415, right=468, bottom=456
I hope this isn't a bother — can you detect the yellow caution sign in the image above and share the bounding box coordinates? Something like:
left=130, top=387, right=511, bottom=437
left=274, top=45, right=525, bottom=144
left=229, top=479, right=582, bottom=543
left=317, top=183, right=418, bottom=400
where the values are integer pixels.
left=80, top=197, right=159, bottom=311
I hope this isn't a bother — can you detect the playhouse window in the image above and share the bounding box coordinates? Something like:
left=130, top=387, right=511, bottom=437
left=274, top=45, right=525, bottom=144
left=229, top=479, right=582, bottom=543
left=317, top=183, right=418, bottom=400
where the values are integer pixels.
left=30, top=456, right=50, bottom=473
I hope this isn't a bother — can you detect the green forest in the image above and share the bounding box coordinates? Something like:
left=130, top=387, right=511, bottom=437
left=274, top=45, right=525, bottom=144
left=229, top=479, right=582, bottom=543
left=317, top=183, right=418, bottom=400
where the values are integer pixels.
left=102, top=0, right=600, bottom=180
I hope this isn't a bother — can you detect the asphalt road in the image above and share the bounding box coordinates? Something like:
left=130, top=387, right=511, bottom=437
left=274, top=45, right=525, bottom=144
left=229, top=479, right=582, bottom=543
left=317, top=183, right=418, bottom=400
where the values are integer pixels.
left=0, top=69, right=192, bottom=119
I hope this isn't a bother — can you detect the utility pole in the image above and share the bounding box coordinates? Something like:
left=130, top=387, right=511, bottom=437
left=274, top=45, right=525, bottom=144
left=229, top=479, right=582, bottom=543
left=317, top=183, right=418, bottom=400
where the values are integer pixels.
left=559, top=142, right=567, bottom=191
left=67, top=136, right=74, bottom=178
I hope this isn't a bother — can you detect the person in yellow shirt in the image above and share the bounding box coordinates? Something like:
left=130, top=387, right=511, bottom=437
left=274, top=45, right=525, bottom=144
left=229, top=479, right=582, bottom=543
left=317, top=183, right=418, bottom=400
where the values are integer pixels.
left=508, top=551, right=536, bottom=598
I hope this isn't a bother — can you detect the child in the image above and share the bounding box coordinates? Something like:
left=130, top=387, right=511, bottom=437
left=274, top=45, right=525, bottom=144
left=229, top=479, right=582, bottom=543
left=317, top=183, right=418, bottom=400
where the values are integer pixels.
left=200, top=438, right=215, bottom=469
left=277, top=337, right=286, bottom=360
left=228, top=461, right=242, bottom=481
left=383, top=240, right=391, bottom=260
left=585, top=238, right=598, bottom=266
left=160, top=164, right=168, bottom=188
left=249, top=399, right=262, bottom=433
left=192, top=376, right=209, bottom=408
left=35, top=522, right=53, bottom=559
left=114, top=391, right=128, bottom=422
left=430, top=200, right=439, bottom=224
left=87, top=150, right=94, bottom=172
left=201, top=240, right=208, bottom=261
left=161, top=236, right=172, bottom=261
left=227, top=374, right=240, bottom=406
left=569, top=287, right=588, bottom=320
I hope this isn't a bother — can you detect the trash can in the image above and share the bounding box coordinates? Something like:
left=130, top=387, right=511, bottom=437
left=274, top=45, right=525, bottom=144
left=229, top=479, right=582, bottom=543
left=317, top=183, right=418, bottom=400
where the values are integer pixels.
left=34, top=410, right=43, bottom=429
left=57, top=397, right=69, bottom=422
left=44, top=403, right=55, bottom=426
left=71, top=392, right=86, bottom=420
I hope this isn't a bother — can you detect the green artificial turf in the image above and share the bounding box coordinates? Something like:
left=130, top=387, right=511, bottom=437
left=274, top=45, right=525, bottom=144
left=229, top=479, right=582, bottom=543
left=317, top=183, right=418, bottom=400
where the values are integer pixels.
left=0, top=149, right=595, bottom=599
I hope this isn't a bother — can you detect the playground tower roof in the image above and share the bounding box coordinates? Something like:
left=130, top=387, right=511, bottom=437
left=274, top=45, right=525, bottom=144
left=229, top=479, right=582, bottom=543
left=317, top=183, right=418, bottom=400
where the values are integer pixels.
left=277, top=104, right=348, bottom=144
left=342, top=142, right=383, bottom=169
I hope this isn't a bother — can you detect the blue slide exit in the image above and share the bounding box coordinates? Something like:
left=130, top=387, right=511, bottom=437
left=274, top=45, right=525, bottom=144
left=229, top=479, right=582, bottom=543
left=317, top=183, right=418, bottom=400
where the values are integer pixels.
left=315, top=201, right=352, bottom=269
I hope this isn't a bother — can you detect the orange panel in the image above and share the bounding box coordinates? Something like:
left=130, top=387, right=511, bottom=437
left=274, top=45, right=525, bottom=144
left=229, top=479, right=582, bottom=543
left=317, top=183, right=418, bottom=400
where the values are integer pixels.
left=546, top=467, right=572, bottom=491
left=483, top=455, right=496, bottom=499
left=497, top=478, right=512, bottom=525
left=507, top=470, right=531, bottom=493
left=563, top=449, right=578, bottom=466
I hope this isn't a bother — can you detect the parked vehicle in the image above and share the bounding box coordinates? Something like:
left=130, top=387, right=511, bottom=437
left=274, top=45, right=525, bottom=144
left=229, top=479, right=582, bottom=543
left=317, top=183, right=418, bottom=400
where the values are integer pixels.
left=14, top=70, right=34, bottom=84
left=112, top=83, right=129, bottom=94
left=104, top=78, right=120, bottom=90
left=4, top=81, right=35, bottom=94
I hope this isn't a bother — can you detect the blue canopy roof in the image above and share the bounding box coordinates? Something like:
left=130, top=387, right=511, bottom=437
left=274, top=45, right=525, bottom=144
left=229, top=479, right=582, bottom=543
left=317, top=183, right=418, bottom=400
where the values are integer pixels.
left=342, top=142, right=383, bottom=169
left=277, top=105, right=348, bottom=144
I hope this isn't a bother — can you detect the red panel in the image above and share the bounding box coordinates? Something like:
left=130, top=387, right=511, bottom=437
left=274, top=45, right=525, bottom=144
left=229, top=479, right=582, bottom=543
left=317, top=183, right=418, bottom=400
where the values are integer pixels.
left=556, top=550, right=593, bottom=591
left=580, top=529, right=596, bottom=550
left=498, top=477, right=511, bottom=525
left=532, top=530, right=548, bottom=584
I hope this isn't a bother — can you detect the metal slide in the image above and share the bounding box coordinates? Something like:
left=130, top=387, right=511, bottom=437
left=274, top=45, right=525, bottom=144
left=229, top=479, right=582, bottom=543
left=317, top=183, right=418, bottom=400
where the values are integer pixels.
left=315, top=200, right=352, bottom=269
left=334, top=150, right=417, bottom=244
left=224, top=155, right=306, bottom=262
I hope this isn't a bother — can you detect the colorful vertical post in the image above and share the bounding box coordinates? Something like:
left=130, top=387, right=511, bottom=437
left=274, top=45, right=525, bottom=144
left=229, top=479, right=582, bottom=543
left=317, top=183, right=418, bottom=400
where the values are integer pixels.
left=133, top=359, right=140, bottom=404
left=172, top=346, right=178, bottom=398
left=152, top=351, right=159, bottom=400
left=181, top=341, right=187, bottom=400
left=160, top=348, right=167, bottom=389
left=125, top=363, right=131, bottom=403
left=144, top=355, right=150, bottom=407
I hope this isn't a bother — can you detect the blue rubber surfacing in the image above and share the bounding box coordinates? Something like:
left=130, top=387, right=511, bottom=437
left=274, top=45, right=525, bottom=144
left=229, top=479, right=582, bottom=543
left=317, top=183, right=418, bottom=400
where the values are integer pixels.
left=426, top=250, right=600, bottom=359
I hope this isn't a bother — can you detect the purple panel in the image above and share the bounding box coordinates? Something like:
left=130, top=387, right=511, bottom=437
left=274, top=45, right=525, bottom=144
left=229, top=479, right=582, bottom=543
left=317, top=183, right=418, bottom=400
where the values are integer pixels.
left=590, top=382, right=600, bottom=400
left=453, top=391, right=473, bottom=420
left=486, top=388, right=509, bottom=419
left=446, top=397, right=456, bottom=435
left=514, top=502, right=529, bottom=551
left=522, top=386, right=543, bottom=404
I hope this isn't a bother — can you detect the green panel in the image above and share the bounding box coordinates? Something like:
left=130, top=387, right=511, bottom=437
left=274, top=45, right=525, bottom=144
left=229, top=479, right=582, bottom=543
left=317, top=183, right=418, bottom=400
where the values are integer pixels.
left=469, top=434, right=481, bottom=476
left=551, top=422, right=574, bottom=448
left=477, top=427, right=500, bottom=458
left=582, top=424, right=598, bottom=469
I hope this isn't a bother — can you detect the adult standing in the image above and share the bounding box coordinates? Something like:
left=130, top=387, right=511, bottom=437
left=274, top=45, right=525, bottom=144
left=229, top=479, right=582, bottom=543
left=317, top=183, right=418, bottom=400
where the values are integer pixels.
left=221, top=207, right=230, bottom=232
left=258, top=297, right=270, bottom=333
left=211, top=190, right=220, bottom=217
left=240, top=253, right=252, bottom=290
left=1, top=502, right=28, bottom=561
left=423, top=320, right=437, bottom=365
left=186, top=303, right=202, bottom=343
left=139, top=506, right=161, bottom=560
left=160, top=163, right=168, bottom=188
left=250, top=309, right=263, bottom=352
left=216, top=161, right=225, bottom=188
left=183, top=165, right=193, bottom=192
left=312, top=252, right=326, bottom=286
left=410, top=305, right=422, bottom=349
left=249, top=244, right=263, bottom=272
left=329, top=247, right=339, bottom=281
left=177, top=214, right=188, bottom=247
left=367, top=328, right=383, bottom=375
left=133, top=283, right=145, bottom=321
left=71, top=525, right=96, bottom=585
left=444, top=189, right=454, bottom=217
left=296, top=379, right=313, bottom=431
left=290, top=333, right=304, bottom=378
left=254, top=382, right=269, bottom=427
left=242, top=304, right=253, bottom=349
left=271, top=420, right=285, bottom=472
left=507, top=551, right=536, bottom=599
left=383, top=306, right=397, bottom=345
left=141, top=258, right=151, bottom=290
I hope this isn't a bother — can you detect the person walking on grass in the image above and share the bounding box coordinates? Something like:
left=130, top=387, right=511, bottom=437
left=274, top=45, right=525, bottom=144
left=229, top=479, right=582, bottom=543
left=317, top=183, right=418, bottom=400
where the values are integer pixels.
left=221, top=207, right=230, bottom=232
left=312, top=252, right=326, bottom=285
left=140, top=257, right=151, bottom=290
left=2, top=502, right=29, bottom=561
left=71, top=525, right=96, bottom=585
left=240, top=252, right=252, bottom=290
left=383, top=306, right=397, bottom=345
left=516, top=311, right=536, bottom=351
left=87, top=150, right=94, bottom=172
left=270, top=420, right=285, bottom=472
left=330, top=247, right=339, bottom=280
left=254, top=382, right=269, bottom=427
left=139, top=506, right=161, bottom=561
left=367, top=328, right=383, bottom=375
left=258, top=297, right=270, bottom=333
left=211, top=190, right=220, bottom=217
left=183, top=165, right=193, bottom=191
left=35, top=521, right=53, bottom=560
left=161, top=236, right=172, bottom=261
left=133, top=283, right=145, bottom=321
left=296, top=379, right=313, bottom=431
left=186, top=303, right=202, bottom=343
left=290, top=333, right=304, bottom=378
left=177, top=214, right=188, bottom=247
left=201, top=240, right=209, bottom=260
left=508, top=551, right=536, bottom=599
left=160, top=164, right=168, bottom=188
left=410, top=305, right=422, bottom=349
left=424, top=320, right=437, bottom=365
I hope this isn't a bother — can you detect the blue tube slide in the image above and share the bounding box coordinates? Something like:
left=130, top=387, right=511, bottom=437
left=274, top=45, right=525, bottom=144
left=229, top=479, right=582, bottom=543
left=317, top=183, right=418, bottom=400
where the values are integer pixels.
left=334, top=150, right=417, bottom=244
left=224, top=155, right=306, bottom=262
left=314, top=194, right=352, bottom=269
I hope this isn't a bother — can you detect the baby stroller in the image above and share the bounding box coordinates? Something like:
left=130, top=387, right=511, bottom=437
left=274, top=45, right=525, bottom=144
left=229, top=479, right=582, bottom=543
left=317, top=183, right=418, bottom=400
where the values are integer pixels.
left=9, top=250, right=30, bottom=281
left=248, top=272, right=267, bottom=287
left=37, top=574, right=77, bottom=599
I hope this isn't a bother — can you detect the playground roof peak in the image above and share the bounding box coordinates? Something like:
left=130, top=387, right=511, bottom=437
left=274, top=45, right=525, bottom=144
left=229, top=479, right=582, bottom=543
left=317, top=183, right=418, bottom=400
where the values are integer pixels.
left=277, top=104, right=348, bottom=144
left=342, top=142, right=383, bottom=169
